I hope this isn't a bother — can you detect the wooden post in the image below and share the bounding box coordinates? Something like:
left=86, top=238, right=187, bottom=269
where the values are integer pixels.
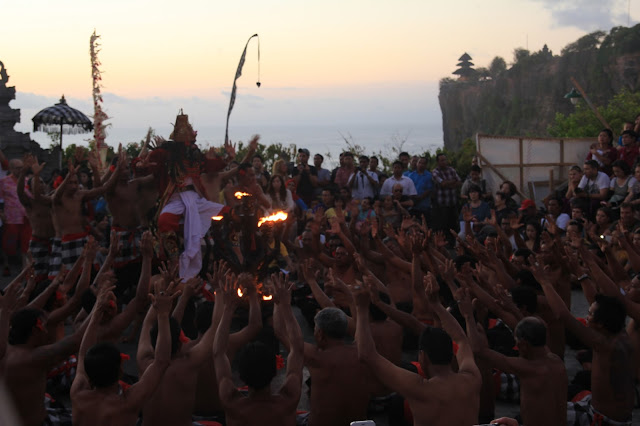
left=519, top=138, right=524, bottom=195
left=570, top=77, right=612, bottom=131
left=549, top=169, right=554, bottom=194
left=477, top=152, right=528, bottom=199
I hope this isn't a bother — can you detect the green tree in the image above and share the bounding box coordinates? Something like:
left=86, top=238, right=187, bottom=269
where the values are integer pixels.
left=512, top=48, right=530, bottom=64
left=548, top=89, right=640, bottom=138
left=561, top=30, right=606, bottom=54
left=489, top=56, right=507, bottom=78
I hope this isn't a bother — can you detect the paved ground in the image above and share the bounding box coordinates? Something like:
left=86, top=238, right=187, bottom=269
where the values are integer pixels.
left=1, top=266, right=639, bottom=425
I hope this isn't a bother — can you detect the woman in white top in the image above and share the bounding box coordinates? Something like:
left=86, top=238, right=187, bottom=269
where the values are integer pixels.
left=265, top=174, right=294, bottom=213
left=607, top=160, right=636, bottom=208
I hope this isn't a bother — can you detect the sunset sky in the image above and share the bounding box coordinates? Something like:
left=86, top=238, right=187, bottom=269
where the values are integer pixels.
left=2, top=0, right=638, bottom=152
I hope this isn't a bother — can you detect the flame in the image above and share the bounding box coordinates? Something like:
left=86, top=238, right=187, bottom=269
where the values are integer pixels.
left=211, top=215, right=224, bottom=221
left=262, top=294, right=273, bottom=301
left=234, top=191, right=251, bottom=199
left=257, top=211, right=288, bottom=227
left=237, top=288, right=243, bottom=298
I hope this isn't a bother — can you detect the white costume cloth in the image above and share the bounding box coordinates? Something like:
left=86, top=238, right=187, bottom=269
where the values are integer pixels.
left=161, top=190, right=223, bottom=279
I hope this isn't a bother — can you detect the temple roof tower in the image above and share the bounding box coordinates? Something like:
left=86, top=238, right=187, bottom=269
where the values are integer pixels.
left=452, top=53, right=477, bottom=81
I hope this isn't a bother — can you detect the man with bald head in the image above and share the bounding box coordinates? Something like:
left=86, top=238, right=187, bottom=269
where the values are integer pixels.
left=0, top=158, right=29, bottom=273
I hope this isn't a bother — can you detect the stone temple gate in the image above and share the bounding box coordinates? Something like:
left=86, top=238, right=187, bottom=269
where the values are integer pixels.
left=0, top=61, right=59, bottom=177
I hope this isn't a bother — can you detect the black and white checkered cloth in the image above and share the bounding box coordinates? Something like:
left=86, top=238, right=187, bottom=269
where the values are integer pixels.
left=48, top=238, right=62, bottom=279
left=112, top=227, right=142, bottom=267
left=43, top=393, right=72, bottom=426
left=29, top=237, right=51, bottom=278
left=566, top=393, right=632, bottom=426
left=61, top=234, right=87, bottom=271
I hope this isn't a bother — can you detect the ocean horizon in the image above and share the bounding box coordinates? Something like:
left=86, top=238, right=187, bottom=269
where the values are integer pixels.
left=19, top=122, right=444, bottom=168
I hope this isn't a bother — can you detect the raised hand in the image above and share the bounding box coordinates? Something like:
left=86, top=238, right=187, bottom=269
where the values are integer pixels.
left=439, top=258, right=457, bottom=282
left=151, top=279, right=182, bottom=316
left=455, top=287, right=474, bottom=319
left=271, top=272, right=292, bottom=305
left=74, top=146, right=87, bottom=164
left=409, top=231, right=424, bottom=254
left=237, top=272, right=256, bottom=297
left=182, top=276, right=203, bottom=298
left=350, top=279, right=370, bottom=307
left=107, top=231, right=121, bottom=258
left=158, top=261, right=180, bottom=288
left=87, top=150, right=101, bottom=170
left=248, top=135, right=260, bottom=152
left=509, top=216, right=524, bottom=231
left=220, top=274, right=240, bottom=308
left=423, top=272, right=440, bottom=306
left=140, top=231, right=154, bottom=258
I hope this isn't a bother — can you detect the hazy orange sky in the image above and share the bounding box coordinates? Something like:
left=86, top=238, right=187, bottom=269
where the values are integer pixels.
left=2, top=0, right=638, bottom=152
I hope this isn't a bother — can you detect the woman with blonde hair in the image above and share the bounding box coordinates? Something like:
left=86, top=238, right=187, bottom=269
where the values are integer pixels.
left=272, top=159, right=289, bottom=178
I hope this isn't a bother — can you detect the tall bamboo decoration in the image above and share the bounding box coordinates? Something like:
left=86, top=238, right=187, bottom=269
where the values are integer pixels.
left=90, top=30, right=110, bottom=165
left=225, top=34, right=261, bottom=144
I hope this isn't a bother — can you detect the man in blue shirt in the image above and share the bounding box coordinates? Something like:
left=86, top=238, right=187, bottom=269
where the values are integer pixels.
left=408, top=156, right=433, bottom=222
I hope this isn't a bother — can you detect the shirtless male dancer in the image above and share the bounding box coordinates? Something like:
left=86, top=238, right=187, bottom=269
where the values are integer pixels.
left=213, top=272, right=303, bottom=426
left=355, top=274, right=482, bottom=426
left=300, top=306, right=373, bottom=426
left=50, top=150, right=123, bottom=276
left=18, top=155, right=54, bottom=280
left=71, top=281, right=174, bottom=426
left=137, top=270, right=261, bottom=426
left=535, top=266, right=636, bottom=425
left=192, top=271, right=263, bottom=419
left=104, top=154, right=157, bottom=270
left=2, top=294, right=94, bottom=425
left=461, top=290, right=568, bottom=426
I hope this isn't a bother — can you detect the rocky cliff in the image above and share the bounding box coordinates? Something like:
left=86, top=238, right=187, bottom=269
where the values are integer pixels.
left=439, top=26, right=640, bottom=151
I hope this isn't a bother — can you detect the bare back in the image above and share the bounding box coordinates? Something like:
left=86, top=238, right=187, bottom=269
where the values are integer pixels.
left=518, top=353, right=567, bottom=426
left=407, top=372, right=480, bottom=426
left=224, top=393, right=298, bottom=426
left=106, top=181, right=140, bottom=229
left=591, top=333, right=635, bottom=422
left=307, top=344, right=371, bottom=426
left=142, top=355, right=200, bottom=426
left=3, top=347, right=49, bottom=426
left=72, top=389, right=141, bottom=426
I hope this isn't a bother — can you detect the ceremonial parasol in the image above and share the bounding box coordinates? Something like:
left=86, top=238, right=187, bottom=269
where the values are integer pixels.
left=32, top=95, right=93, bottom=166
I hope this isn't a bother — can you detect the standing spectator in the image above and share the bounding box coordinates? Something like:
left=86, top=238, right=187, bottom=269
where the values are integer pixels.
left=380, top=161, right=417, bottom=197
left=333, top=151, right=355, bottom=189
left=407, top=156, right=433, bottom=221
left=348, top=155, right=378, bottom=200
left=290, top=148, right=318, bottom=205
left=369, top=155, right=383, bottom=179
left=398, top=151, right=411, bottom=174
left=586, top=129, right=617, bottom=175
left=431, top=153, right=461, bottom=238
left=252, top=154, right=270, bottom=191
left=461, top=165, right=490, bottom=201
left=403, top=155, right=419, bottom=176
left=0, top=159, right=29, bottom=275
left=313, top=154, right=331, bottom=195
